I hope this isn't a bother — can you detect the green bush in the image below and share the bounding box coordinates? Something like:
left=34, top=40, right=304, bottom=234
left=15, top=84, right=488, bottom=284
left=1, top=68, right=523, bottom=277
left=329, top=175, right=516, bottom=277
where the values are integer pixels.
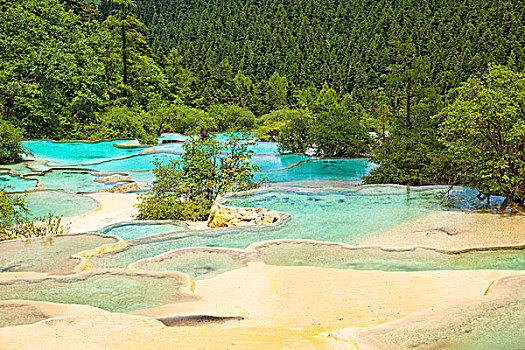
left=364, top=127, right=451, bottom=186
left=310, top=106, right=370, bottom=157
left=207, top=104, right=256, bottom=132
left=137, top=133, right=264, bottom=221
left=0, top=187, right=69, bottom=241
left=273, top=110, right=313, bottom=153
left=0, top=120, right=26, bottom=164
left=84, top=106, right=156, bottom=144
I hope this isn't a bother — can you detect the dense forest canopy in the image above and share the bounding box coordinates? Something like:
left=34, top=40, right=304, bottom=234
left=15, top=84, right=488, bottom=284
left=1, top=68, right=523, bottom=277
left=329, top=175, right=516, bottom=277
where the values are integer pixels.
left=100, top=0, right=525, bottom=99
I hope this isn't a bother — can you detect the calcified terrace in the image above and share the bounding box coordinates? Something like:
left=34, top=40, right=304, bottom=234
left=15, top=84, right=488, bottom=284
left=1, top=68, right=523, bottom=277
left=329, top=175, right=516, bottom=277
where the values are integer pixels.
left=0, top=135, right=524, bottom=349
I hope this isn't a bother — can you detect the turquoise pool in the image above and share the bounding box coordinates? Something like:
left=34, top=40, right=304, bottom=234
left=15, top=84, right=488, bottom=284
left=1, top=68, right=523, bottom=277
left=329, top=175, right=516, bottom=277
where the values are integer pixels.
left=23, top=190, right=100, bottom=219
left=0, top=270, right=196, bottom=313
left=22, top=140, right=140, bottom=166
left=90, top=185, right=510, bottom=271
left=98, top=221, right=188, bottom=241
left=0, top=173, right=38, bottom=192
left=25, top=170, right=126, bottom=193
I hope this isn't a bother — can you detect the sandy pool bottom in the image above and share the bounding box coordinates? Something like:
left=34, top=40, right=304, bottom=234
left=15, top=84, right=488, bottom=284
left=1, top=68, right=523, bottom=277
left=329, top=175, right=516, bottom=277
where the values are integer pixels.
left=0, top=263, right=522, bottom=349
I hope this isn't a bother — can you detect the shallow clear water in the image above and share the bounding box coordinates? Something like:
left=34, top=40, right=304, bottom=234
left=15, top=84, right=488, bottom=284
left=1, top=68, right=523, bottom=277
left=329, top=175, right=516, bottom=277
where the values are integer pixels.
left=263, top=158, right=375, bottom=183
left=132, top=249, right=250, bottom=280
left=0, top=271, right=196, bottom=313
left=254, top=241, right=525, bottom=272
left=90, top=186, right=444, bottom=269
left=253, top=154, right=310, bottom=171
left=0, top=173, right=38, bottom=191
left=23, top=190, right=99, bottom=219
left=25, top=170, right=122, bottom=193
left=0, top=234, right=119, bottom=274
left=98, top=221, right=187, bottom=241
left=89, top=153, right=180, bottom=172
left=0, top=162, right=36, bottom=174
left=22, top=140, right=139, bottom=166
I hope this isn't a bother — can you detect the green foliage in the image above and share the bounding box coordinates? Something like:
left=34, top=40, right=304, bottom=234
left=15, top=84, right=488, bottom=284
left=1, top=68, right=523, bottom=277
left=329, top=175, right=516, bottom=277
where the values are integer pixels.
left=137, top=133, right=264, bottom=221
left=274, top=110, right=313, bottom=153
left=84, top=106, right=155, bottom=144
left=0, top=187, right=69, bottom=241
left=207, top=104, right=256, bottom=132
left=103, top=0, right=525, bottom=100
left=0, top=0, right=111, bottom=138
left=255, top=109, right=302, bottom=141
left=310, top=106, right=370, bottom=157
left=0, top=120, right=26, bottom=164
left=0, top=188, right=27, bottom=231
left=441, top=66, right=525, bottom=206
left=365, top=127, right=451, bottom=185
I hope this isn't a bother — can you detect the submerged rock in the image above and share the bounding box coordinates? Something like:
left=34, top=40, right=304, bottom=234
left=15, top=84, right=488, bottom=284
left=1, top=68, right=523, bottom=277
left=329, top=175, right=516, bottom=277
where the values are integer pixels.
left=105, top=182, right=140, bottom=193
left=96, top=175, right=132, bottom=183
left=207, top=202, right=285, bottom=228
left=139, top=146, right=157, bottom=154
left=113, top=140, right=141, bottom=149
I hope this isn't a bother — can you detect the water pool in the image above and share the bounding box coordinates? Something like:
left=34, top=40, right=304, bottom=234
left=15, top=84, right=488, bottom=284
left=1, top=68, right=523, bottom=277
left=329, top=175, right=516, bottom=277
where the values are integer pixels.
left=0, top=173, right=38, bottom=191
left=25, top=170, right=124, bottom=193
left=253, top=240, right=525, bottom=272
left=130, top=248, right=251, bottom=280
left=98, top=221, right=188, bottom=241
left=89, top=153, right=180, bottom=172
left=0, top=270, right=197, bottom=313
left=0, top=234, right=119, bottom=274
left=263, top=158, right=375, bottom=183
left=23, top=190, right=99, bottom=219
left=89, top=186, right=453, bottom=269
left=22, top=140, right=140, bottom=166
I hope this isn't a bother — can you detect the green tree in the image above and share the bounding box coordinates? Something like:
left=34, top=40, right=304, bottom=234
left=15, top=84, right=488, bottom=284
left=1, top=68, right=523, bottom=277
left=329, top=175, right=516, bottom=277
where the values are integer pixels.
left=364, top=126, right=451, bottom=185
left=0, top=0, right=111, bottom=138
left=441, top=66, right=525, bottom=208
left=137, top=133, right=264, bottom=221
left=275, top=109, right=313, bottom=153
left=0, top=186, right=69, bottom=241
left=310, top=106, right=370, bottom=157
left=0, top=120, right=26, bottom=164
left=207, top=104, right=256, bottom=132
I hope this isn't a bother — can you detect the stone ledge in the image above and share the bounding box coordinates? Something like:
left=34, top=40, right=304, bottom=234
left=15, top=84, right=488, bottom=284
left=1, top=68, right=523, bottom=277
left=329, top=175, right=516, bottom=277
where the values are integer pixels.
left=207, top=202, right=286, bottom=228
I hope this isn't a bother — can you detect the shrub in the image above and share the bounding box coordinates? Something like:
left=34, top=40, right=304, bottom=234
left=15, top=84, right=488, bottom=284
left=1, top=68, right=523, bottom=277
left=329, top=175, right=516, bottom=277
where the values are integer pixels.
left=137, top=133, right=264, bottom=221
left=0, top=120, right=26, bottom=164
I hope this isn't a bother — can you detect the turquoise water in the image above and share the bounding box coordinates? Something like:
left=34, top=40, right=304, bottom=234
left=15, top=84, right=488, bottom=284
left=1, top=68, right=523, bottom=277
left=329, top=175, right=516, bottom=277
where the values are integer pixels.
left=89, top=153, right=181, bottom=172
left=131, top=248, right=251, bottom=280
left=252, top=154, right=310, bottom=171
left=15, top=139, right=373, bottom=195
left=156, top=133, right=191, bottom=142
left=22, top=140, right=139, bottom=166
left=25, top=170, right=123, bottom=193
left=23, top=190, right=99, bottom=219
left=0, top=271, right=197, bottom=313
left=0, top=173, right=38, bottom=191
left=90, top=186, right=445, bottom=269
left=0, top=234, right=119, bottom=274
left=91, top=185, right=523, bottom=274
left=0, top=162, right=35, bottom=174
left=263, top=158, right=374, bottom=183
left=254, top=241, right=525, bottom=272
left=98, top=221, right=187, bottom=241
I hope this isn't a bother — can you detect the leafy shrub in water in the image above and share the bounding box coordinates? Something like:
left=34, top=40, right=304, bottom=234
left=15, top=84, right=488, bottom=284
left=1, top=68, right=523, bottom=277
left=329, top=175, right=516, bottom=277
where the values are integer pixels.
left=137, top=132, right=265, bottom=221
left=0, top=186, right=69, bottom=241
left=0, top=120, right=26, bottom=164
